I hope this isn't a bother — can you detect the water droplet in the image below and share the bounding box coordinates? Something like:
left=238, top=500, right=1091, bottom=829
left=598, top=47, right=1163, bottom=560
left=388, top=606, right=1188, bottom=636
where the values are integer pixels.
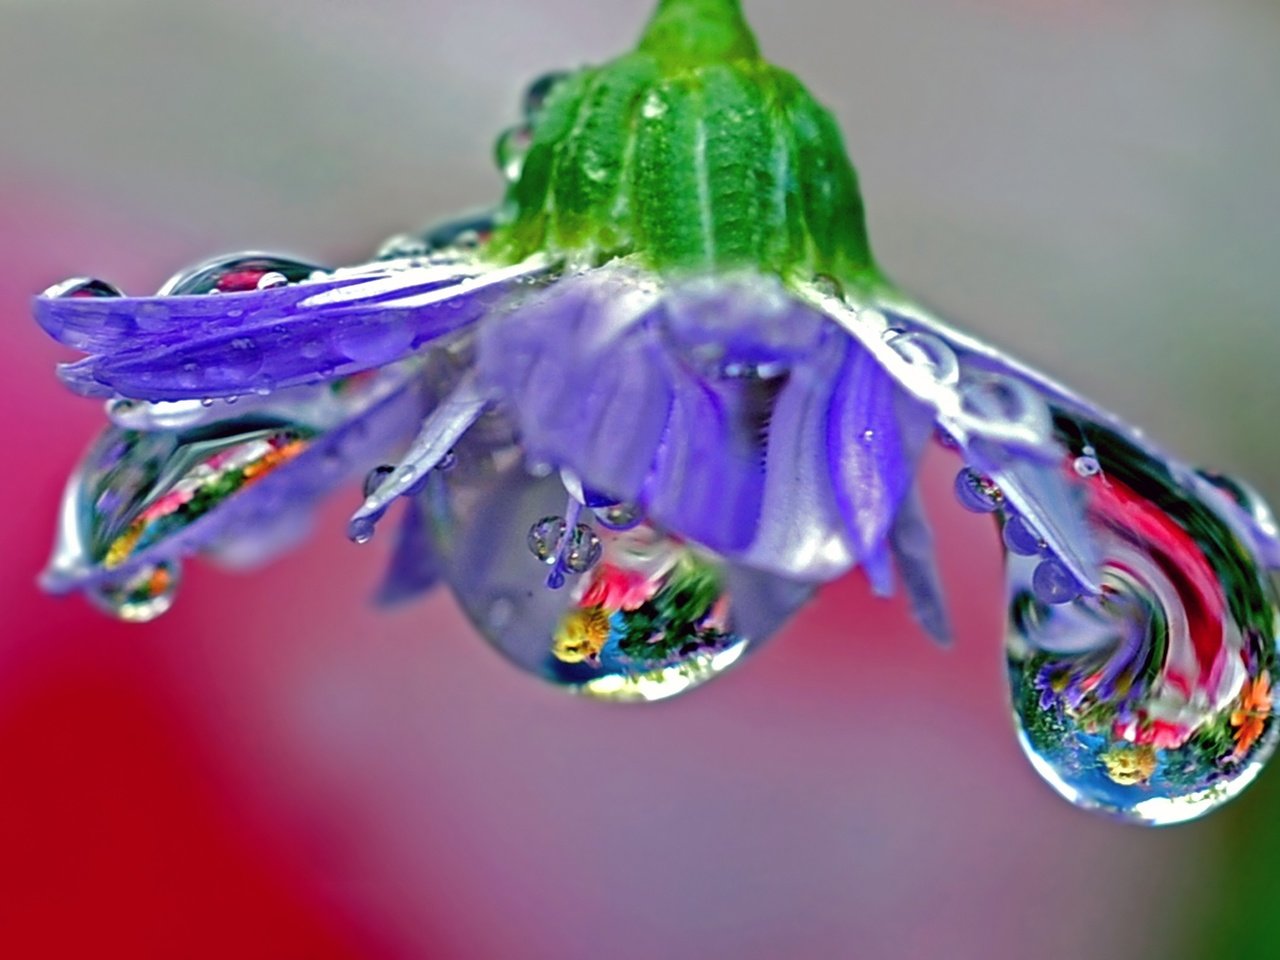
left=595, top=501, right=643, bottom=531
left=886, top=331, right=959, bottom=385
left=954, top=467, right=1002, bottom=513
left=437, top=449, right=458, bottom=472
left=495, top=125, right=533, bottom=182
left=527, top=515, right=567, bottom=563
left=363, top=464, right=396, bottom=498
left=88, top=561, right=181, bottom=623
left=1006, top=416, right=1280, bottom=824
left=425, top=448, right=814, bottom=702
left=347, top=516, right=377, bottom=545
left=45, top=277, right=123, bottom=299
left=1031, top=558, right=1081, bottom=605
left=561, top=523, right=603, bottom=574
left=523, top=70, right=571, bottom=121
left=157, top=254, right=322, bottom=296
left=1002, top=515, right=1044, bottom=557
left=1074, top=455, right=1101, bottom=478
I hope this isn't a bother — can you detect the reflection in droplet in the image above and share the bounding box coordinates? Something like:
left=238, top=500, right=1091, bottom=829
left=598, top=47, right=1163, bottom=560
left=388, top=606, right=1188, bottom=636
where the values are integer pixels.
left=425, top=435, right=813, bottom=701
left=1005, top=417, right=1280, bottom=824
left=157, top=254, right=322, bottom=296
left=88, top=560, right=181, bottom=623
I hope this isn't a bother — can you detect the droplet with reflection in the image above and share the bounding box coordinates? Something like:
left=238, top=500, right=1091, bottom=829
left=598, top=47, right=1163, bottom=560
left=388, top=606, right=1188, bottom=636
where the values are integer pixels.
left=1005, top=417, right=1279, bottom=824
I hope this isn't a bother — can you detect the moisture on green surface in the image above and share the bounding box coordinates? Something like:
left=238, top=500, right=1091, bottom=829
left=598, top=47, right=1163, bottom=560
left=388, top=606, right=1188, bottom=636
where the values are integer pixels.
left=493, top=0, right=876, bottom=284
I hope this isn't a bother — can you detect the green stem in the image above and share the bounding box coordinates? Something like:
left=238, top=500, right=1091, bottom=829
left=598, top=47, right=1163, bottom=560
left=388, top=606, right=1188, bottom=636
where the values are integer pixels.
left=637, top=0, right=760, bottom=68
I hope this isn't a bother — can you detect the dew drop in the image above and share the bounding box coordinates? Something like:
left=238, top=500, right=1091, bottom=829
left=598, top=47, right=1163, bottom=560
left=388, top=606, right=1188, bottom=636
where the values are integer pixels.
left=363, top=464, right=396, bottom=498
left=595, top=501, right=643, bottom=531
left=88, top=561, right=181, bottom=623
left=527, top=515, right=567, bottom=563
left=1074, top=455, right=1101, bottom=478
left=45, top=276, right=124, bottom=300
left=1002, top=514, right=1044, bottom=557
left=885, top=330, right=959, bottom=385
left=561, top=523, right=603, bottom=574
left=1006, top=416, right=1280, bottom=824
left=347, top=516, right=377, bottom=545
left=954, top=467, right=1002, bottom=513
left=425, top=448, right=814, bottom=702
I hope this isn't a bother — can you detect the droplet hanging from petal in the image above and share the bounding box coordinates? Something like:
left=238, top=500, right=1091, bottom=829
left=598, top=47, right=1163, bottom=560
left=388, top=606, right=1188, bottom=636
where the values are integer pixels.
left=1005, top=417, right=1280, bottom=824
left=421, top=430, right=813, bottom=701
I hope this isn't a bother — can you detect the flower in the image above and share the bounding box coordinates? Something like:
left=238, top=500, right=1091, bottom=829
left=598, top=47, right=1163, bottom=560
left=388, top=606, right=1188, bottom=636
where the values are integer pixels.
left=1231, top=674, right=1273, bottom=759
left=30, top=0, right=1280, bottom=821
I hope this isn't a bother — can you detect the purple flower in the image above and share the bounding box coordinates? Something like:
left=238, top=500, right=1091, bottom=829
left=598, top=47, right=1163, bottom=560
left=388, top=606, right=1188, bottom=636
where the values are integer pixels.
left=30, top=0, right=1280, bottom=822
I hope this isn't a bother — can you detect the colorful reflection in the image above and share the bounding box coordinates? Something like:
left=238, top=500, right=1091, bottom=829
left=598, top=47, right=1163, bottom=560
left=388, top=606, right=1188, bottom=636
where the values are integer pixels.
left=1005, top=419, right=1280, bottom=824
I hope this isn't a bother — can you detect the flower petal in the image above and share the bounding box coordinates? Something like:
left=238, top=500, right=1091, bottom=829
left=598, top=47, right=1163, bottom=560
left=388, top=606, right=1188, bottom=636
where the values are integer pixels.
left=38, top=255, right=550, bottom=401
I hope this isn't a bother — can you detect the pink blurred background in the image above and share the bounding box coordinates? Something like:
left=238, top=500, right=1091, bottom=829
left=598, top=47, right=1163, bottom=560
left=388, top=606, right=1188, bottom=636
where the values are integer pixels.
left=2, top=1, right=1278, bottom=957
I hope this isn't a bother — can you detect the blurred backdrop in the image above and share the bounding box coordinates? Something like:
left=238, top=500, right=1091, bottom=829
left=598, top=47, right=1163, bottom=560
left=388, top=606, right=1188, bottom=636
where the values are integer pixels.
left=0, top=0, right=1277, bottom=957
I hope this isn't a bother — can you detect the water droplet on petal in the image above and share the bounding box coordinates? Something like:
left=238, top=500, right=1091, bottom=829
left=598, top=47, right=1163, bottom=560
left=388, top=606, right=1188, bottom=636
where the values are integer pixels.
left=88, top=561, right=181, bottom=623
left=954, top=467, right=1002, bottom=513
left=363, top=464, right=396, bottom=498
left=595, top=501, right=644, bottom=531
left=886, top=330, right=959, bottom=385
left=157, top=254, right=322, bottom=296
left=1002, top=514, right=1044, bottom=557
left=1031, top=558, right=1081, bottom=605
left=425, top=441, right=814, bottom=701
left=347, top=516, right=377, bottom=545
left=527, top=515, right=568, bottom=564
left=561, top=523, right=603, bottom=574
left=495, top=125, right=533, bottom=182
left=523, top=70, right=571, bottom=121
left=1007, top=418, right=1280, bottom=824
left=1074, top=455, right=1101, bottom=478
left=45, top=277, right=124, bottom=299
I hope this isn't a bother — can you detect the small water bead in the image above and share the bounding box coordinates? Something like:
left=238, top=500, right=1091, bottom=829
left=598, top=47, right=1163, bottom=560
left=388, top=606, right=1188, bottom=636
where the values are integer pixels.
left=1002, top=514, right=1044, bottom=557
left=1006, top=415, right=1280, bottom=824
left=1031, top=557, right=1081, bottom=605
left=46, top=277, right=124, bottom=299
left=528, top=515, right=568, bottom=564
left=495, top=125, right=533, bottom=182
left=88, top=561, right=181, bottom=623
left=885, top=330, right=959, bottom=385
left=347, top=516, right=377, bottom=545
left=595, top=501, right=643, bottom=531
left=561, top=523, right=603, bottom=574
left=437, top=448, right=458, bottom=472
left=157, top=254, right=321, bottom=296
left=1074, top=455, right=1101, bottom=478
left=954, top=467, right=1002, bottom=513
left=523, top=70, right=571, bottom=121
left=364, top=464, right=396, bottom=498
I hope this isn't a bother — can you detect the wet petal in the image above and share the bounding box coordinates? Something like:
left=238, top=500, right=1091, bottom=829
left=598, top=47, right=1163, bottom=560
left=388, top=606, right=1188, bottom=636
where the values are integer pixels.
left=38, top=255, right=550, bottom=401
left=376, top=495, right=443, bottom=607
left=44, top=365, right=426, bottom=612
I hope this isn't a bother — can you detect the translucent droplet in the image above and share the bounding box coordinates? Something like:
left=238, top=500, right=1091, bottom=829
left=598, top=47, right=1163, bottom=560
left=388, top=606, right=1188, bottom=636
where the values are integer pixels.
left=363, top=464, right=396, bottom=498
left=595, top=501, right=643, bottom=531
left=1006, top=416, right=1280, bottom=824
left=1074, top=455, right=1101, bottom=478
left=88, top=561, right=181, bottom=623
left=495, top=125, right=533, bottom=182
left=157, top=254, right=322, bottom=297
left=527, top=515, right=567, bottom=563
left=1002, top=514, right=1044, bottom=557
left=561, top=523, right=603, bottom=574
left=347, top=516, right=376, bottom=545
left=523, top=70, right=571, bottom=121
left=423, top=438, right=814, bottom=702
left=885, top=330, right=959, bottom=385
left=954, top=467, right=1002, bottom=513
left=44, top=277, right=124, bottom=299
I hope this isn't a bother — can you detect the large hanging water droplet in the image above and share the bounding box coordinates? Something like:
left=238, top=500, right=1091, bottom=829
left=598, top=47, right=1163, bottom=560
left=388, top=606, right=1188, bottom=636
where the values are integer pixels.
left=1005, top=418, right=1280, bottom=824
left=424, top=432, right=813, bottom=701
left=87, top=560, right=181, bottom=623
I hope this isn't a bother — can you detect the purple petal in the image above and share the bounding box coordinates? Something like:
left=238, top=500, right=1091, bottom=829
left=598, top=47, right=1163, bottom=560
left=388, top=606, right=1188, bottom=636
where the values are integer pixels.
left=376, top=495, right=442, bottom=606
left=886, top=487, right=952, bottom=645
left=39, top=256, right=549, bottom=401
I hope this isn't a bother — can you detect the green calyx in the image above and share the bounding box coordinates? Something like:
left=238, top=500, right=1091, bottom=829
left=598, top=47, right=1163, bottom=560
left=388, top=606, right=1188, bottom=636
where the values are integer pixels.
left=492, top=0, right=876, bottom=284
